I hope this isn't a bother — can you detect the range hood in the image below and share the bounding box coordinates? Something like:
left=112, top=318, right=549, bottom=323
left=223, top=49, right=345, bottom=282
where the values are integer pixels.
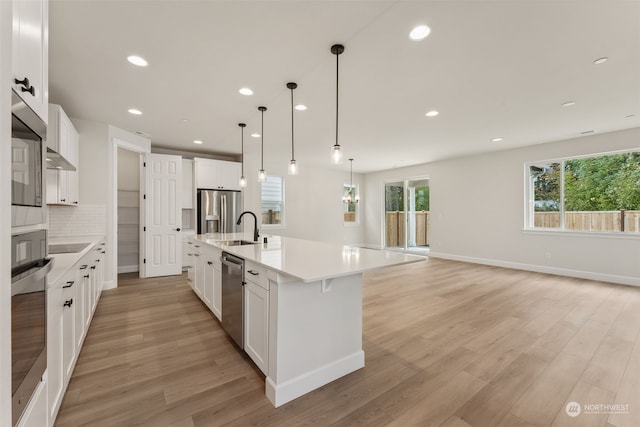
left=46, top=147, right=76, bottom=171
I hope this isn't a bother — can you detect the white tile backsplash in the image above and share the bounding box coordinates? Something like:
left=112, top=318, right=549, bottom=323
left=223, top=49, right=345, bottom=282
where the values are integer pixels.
left=49, top=204, right=106, bottom=237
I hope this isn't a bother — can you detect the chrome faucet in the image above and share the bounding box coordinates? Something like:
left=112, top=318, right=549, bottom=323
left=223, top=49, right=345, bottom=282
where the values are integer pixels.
left=236, top=211, right=259, bottom=242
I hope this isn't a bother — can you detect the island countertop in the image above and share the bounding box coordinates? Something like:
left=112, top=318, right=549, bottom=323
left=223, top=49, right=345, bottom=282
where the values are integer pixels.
left=191, top=233, right=425, bottom=283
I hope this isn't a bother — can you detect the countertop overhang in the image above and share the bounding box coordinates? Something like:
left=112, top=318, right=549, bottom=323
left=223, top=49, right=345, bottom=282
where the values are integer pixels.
left=192, top=233, right=425, bottom=283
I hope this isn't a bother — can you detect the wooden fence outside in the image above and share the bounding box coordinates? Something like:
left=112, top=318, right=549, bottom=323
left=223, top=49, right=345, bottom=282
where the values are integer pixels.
left=344, top=212, right=356, bottom=222
left=262, top=210, right=282, bottom=225
left=534, top=210, right=640, bottom=232
left=385, top=211, right=430, bottom=247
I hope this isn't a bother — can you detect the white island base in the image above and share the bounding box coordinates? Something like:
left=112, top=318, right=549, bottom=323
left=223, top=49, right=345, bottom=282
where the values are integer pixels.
left=265, top=272, right=364, bottom=407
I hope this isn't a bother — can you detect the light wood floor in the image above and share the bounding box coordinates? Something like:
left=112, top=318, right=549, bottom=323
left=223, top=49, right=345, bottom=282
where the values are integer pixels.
left=55, top=259, right=640, bottom=427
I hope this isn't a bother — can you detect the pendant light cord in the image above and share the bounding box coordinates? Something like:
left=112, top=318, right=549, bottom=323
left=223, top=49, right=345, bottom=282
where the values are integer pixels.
left=241, top=127, right=244, bottom=176
left=335, top=52, right=339, bottom=148
left=291, top=87, right=295, bottom=160
left=261, top=109, right=264, bottom=170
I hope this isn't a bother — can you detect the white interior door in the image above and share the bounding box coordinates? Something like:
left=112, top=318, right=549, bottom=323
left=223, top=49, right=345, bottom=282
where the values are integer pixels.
left=144, top=153, right=182, bottom=277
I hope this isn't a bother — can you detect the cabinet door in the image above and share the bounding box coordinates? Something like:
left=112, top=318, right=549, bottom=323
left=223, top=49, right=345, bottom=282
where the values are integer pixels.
left=203, top=258, right=214, bottom=310
left=79, top=264, right=92, bottom=328
left=195, top=158, right=218, bottom=189
left=62, top=279, right=76, bottom=382
left=244, top=281, right=269, bottom=374
left=74, top=266, right=86, bottom=352
left=194, top=246, right=204, bottom=298
left=212, top=258, right=222, bottom=321
left=182, top=159, right=194, bottom=208
left=12, top=0, right=48, bottom=122
left=217, top=161, right=241, bottom=191
left=16, top=377, right=47, bottom=427
left=47, top=282, right=64, bottom=424
left=64, top=118, right=80, bottom=205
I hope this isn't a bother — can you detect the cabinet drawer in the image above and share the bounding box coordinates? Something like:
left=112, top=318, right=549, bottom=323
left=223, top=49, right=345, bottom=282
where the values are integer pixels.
left=245, top=262, right=268, bottom=290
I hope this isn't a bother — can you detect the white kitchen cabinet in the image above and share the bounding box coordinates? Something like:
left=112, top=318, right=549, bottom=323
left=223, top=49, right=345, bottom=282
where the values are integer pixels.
left=80, top=263, right=92, bottom=330
left=194, top=242, right=204, bottom=299
left=202, top=245, right=214, bottom=309
left=212, top=254, right=222, bottom=321
left=47, top=274, right=65, bottom=425
left=12, top=0, right=48, bottom=122
left=194, top=158, right=241, bottom=191
left=16, top=376, right=47, bottom=427
left=182, top=158, right=194, bottom=208
left=47, top=105, right=79, bottom=206
left=74, top=264, right=87, bottom=352
left=244, top=262, right=269, bottom=374
left=61, top=276, right=77, bottom=382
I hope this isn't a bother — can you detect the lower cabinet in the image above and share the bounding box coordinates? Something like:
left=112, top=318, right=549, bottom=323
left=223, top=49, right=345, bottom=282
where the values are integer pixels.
left=212, top=256, right=222, bottom=321
left=48, top=241, right=105, bottom=426
left=202, top=246, right=214, bottom=310
left=194, top=244, right=204, bottom=299
left=244, top=262, right=269, bottom=375
left=17, top=376, right=47, bottom=427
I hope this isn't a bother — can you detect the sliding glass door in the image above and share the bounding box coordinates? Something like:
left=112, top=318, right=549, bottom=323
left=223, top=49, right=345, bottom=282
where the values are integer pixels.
left=384, top=178, right=430, bottom=253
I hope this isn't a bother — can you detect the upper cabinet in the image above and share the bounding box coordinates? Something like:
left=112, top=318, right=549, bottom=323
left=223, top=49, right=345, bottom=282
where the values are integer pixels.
left=47, top=104, right=80, bottom=205
left=194, top=158, right=241, bottom=191
left=12, top=0, right=48, bottom=122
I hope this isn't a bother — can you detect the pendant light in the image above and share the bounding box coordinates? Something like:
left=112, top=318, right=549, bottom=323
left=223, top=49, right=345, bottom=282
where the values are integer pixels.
left=331, top=44, right=344, bottom=165
left=258, top=106, right=267, bottom=182
left=287, top=82, right=299, bottom=175
left=342, top=158, right=359, bottom=204
left=238, top=123, right=247, bottom=188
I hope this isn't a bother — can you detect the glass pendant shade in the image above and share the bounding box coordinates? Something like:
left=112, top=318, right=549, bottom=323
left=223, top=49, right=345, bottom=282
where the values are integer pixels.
left=258, top=169, right=267, bottom=182
left=239, top=175, right=247, bottom=188
left=332, top=144, right=343, bottom=164
left=289, top=159, right=298, bottom=175
left=258, top=106, right=267, bottom=183
left=238, top=122, right=247, bottom=189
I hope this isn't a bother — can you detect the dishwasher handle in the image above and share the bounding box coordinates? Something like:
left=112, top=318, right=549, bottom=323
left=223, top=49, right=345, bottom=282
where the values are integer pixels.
left=221, top=255, right=243, bottom=271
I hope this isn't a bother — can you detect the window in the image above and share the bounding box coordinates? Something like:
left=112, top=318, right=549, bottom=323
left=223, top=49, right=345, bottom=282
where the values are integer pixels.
left=261, top=176, right=284, bottom=226
left=527, top=151, right=640, bottom=233
left=343, top=184, right=359, bottom=223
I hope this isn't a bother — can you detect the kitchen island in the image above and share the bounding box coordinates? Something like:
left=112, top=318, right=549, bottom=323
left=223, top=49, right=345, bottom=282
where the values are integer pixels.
left=189, top=233, right=424, bottom=407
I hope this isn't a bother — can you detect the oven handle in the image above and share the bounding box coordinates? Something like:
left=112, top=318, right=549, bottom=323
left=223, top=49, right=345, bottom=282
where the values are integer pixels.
left=11, top=257, right=54, bottom=296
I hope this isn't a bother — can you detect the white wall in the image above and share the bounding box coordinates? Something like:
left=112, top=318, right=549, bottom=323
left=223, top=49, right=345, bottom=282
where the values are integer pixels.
left=364, top=127, right=640, bottom=285
left=0, top=0, right=13, bottom=423
left=243, top=153, right=365, bottom=245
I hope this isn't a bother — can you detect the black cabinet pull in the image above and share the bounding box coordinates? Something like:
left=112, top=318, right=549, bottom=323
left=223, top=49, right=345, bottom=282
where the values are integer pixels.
left=207, top=261, right=213, bottom=265
left=248, top=270, right=259, bottom=276
left=80, top=264, right=88, bottom=270
left=83, top=274, right=90, bottom=279
left=176, top=227, right=181, bottom=231
left=101, top=251, right=105, bottom=254
left=73, top=201, right=79, bottom=204
left=14, top=77, right=35, bottom=96
left=60, top=198, right=66, bottom=202
left=63, top=299, right=73, bottom=308
left=90, top=265, right=96, bottom=270
left=63, top=281, right=74, bottom=288
left=96, top=259, right=100, bottom=262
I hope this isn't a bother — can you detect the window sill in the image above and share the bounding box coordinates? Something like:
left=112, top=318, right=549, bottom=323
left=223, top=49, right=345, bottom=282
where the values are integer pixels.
left=522, top=228, right=640, bottom=240
left=262, top=224, right=284, bottom=229
left=343, top=222, right=360, bottom=227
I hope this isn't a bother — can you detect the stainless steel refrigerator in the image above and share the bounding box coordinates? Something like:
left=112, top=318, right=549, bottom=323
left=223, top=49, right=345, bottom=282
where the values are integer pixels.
left=197, top=189, right=243, bottom=234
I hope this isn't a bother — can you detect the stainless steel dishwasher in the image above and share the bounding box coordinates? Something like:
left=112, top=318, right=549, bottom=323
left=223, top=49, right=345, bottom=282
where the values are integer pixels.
left=221, top=252, right=245, bottom=349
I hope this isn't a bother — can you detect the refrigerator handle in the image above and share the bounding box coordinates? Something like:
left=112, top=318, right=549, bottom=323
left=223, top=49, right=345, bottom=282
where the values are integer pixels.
left=221, top=194, right=226, bottom=233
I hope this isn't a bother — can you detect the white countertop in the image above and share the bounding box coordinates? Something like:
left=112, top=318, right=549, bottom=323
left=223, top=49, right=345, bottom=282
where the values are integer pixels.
left=192, top=233, right=425, bottom=282
left=47, top=236, right=105, bottom=286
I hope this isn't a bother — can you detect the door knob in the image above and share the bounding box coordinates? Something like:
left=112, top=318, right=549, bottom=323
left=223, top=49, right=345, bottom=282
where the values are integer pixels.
left=176, top=228, right=181, bottom=231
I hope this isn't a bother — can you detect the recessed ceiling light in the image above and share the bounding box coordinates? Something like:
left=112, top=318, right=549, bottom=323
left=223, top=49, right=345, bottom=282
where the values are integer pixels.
left=127, top=55, right=148, bottom=67
left=593, top=57, right=608, bottom=65
left=251, top=133, right=260, bottom=138
left=492, top=137, right=503, bottom=142
left=409, top=25, right=431, bottom=41
left=181, top=118, right=189, bottom=123
left=562, top=101, right=576, bottom=107
left=294, top=104, right=307, bottom=111
left=193, top=140, right=203, bottom=144
left=425, top=110, right=439, bottom=117
left=128, top=108, right=142, bottom=115
left=239, top=87, right=253, bottom=96
left=581, top=130, right=595, bottom=135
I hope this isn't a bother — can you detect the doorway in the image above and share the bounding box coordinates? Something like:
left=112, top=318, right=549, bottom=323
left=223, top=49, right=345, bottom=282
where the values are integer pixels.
left=116, top=148, right=141, bottom=274
left=384, top=177, right=430, bottom=254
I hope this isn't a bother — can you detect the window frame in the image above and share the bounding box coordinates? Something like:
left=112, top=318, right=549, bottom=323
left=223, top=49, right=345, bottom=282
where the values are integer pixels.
left=260, top=175, right=285, bottom=228
left=524, top=149, right=640, bottom=237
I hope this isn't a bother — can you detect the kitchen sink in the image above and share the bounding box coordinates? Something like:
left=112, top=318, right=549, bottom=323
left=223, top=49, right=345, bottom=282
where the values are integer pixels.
left=48, top=243, right=90, bottom=254
left=221, top=240, right=258, bottom=246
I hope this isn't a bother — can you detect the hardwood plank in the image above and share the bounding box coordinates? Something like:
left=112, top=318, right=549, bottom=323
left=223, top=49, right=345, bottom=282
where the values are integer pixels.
left=54, top=261, right=640, bottom=427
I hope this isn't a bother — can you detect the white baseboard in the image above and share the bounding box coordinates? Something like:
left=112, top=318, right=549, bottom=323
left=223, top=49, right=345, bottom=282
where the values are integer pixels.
left=102, top=279, right=116, bottom=291
left=117, top=265, right=139, bottom=274
left=265, top=350, right=365, bottom=408
left=428, top=251, right=639, bottom=287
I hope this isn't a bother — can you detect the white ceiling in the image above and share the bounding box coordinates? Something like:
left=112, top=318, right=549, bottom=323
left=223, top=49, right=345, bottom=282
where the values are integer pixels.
left=49, top=1, right=640, bottom=173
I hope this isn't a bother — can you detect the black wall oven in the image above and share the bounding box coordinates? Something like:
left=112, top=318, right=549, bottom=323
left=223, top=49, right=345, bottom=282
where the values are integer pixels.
left=11, top=230, right=51, bottom=426
left=11, top=90, right=46, bottom=228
